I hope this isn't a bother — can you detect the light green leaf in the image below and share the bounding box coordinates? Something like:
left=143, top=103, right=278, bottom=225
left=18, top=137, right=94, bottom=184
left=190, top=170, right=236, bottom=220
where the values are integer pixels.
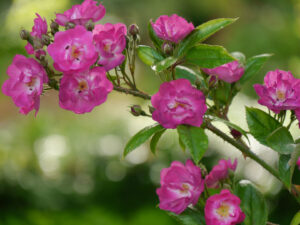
left=137, top=45, right=164, bottom=66
left=177, top=125, right=208, bottom=163
left=175, top=65, right=202, bottom=84
left=185, top=44, right=235, bottom=69
left=246, top=107, right=294, bottom=154
left=176, top=18, right=238, bottom=57
left=151, top=56, right=178, bottom=72
left=167, top=208, right=205, bottom=225
left=123, top=124, right=164, bottom=157
left=239, top=54, right=272, bottom=84
left=291, top=211, right=300, bottom=225
left=234, top=180, right=268, bottom=225
left=150, top=129, right=166, bottom=154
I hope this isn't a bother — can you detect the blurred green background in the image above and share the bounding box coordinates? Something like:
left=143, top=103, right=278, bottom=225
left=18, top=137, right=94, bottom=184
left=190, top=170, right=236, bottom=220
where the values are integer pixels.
left=0, top=0, right=300, bottom=224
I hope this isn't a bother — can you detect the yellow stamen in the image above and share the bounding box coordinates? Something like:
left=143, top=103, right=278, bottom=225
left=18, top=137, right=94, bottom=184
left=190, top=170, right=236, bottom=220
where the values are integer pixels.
left=78, top=80, right=88, bottom=91
left=179, top=183, right=190, bottom=194
left=216, top=203, right=230, bottom=218
left=276, top=90, right=286, bottom=101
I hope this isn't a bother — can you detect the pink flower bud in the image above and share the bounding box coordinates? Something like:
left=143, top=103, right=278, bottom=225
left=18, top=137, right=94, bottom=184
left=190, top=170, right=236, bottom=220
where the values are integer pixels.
left=55, top=0, right=105, bottom=26
left=47, top=25, right=98, bottom=73
left=93, top=23, right=127, bottom=71
left=205, top=158, right=237, bottom=189
left=156, top=160, right=204, bottom=214
left=254, top=69, right=300, bottom=114
left=59, top=67, right=113, bottom=114
left=205, top=189, right=245, bottom=225
left=202, top=61, right=244, bottom=83
left=151, top=79, right=207, bottom=129
left=2, top=55, right=48, bottom=115
left=297, top=157, right=300, bottom=170
left=151, top=14, right=194, bottom=44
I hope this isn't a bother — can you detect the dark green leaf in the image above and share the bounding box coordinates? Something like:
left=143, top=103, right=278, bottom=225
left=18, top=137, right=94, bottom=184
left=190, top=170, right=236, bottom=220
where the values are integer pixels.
left=185, top=44, right=235, bottom=69
left=148, top=21, right=164, bottom=51
left=137, top=45, right=164, bottom=66
left=175, top=65, right=204, bottom=85
left=291, top=211, right=300, bottom=225
left=151, top=56, right=178, bottom=72
left=150, top=129, right=166, bottom=154
left=167, top=208, right=205, bottom=225
left=246, top=107, right=294, bottom=154
left=266, top=127, right=294, bottom=154
left=176, top=18, right=238, bottom=57
left=123, top=124, right=164, bottom=157
left=234, top=180, right=268, bottom=225
left=178, top=135, right=186, bottom=152
left=239, top=54, right=272, bottom=84
left=177, top=125, right=208, bottom=163
left=278, top=154, right=292, bottom=189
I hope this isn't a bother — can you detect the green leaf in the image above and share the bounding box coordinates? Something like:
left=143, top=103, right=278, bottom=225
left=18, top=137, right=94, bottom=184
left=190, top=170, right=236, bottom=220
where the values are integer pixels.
left=278, top=154, right=292, bottom=189
left=291, top=211, right=300, bottom=225
left=239, top=54, right=272, bottom=84
left=211, top=116, right=250, bottom=143
left=151, top=56, right=178, bottom=72
left=150, top=129, right=166, bottom=154
left=176, top=18, right=238, bottom=57
left=137, top=45, right=164, bottom=66
left=177, top=125, right=208, bottom=163
left=167, top=208, right=205, bottom=225
left=185, top=44, right=235, bottom=69
left=246, top=107, right=294, bottom=154
left=123, top=124, right=164, bottom=157
left=148, top=21, right=164, bottom=51
left=234, top=180, right=268, bottom=225
left=266, top=127, right=294, bottom=154
left=175, top=65, right=202, bottom=84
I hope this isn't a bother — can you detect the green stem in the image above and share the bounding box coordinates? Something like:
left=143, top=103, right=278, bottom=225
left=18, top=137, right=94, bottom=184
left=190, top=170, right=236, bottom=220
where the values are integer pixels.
left=205, top=121, right=300, bottom=204
left=113, top=85, right=151, bottom=100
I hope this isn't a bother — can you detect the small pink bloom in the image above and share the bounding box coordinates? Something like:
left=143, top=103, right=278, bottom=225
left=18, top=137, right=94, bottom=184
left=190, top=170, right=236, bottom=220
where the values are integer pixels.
left=93, top=23, right=127, bottom=71
left=205, top=189, right=245, bottom=225
left=151, top=79, right=207, bottom=129
left=59, top=67, right=113, bottom=114
left=202, top=61, right=244, bottom=83
left=55, top=0, right=105, bottom=26
left=2, top=55, right=48, bottom=115
left=25, top=13, right=48, bottom=55
left=297, top=157, right=300, bottom=170
left=151, top=14, right=194, bottom=43
left=254, top=70, right=300, bottom=113
left=47, top=25, right=98, bottom=73
left=156, top=160, right=204, bottom=214
left=205, top=159, right=237, bottom=189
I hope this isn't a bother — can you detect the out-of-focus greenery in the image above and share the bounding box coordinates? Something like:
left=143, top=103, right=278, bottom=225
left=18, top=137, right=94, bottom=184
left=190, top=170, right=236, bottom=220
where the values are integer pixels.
left=0, top=0, right=300, bottom=224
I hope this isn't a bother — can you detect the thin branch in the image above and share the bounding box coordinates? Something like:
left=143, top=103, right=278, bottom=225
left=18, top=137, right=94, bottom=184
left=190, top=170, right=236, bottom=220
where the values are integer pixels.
left=113, top=85, right=151, bottom=100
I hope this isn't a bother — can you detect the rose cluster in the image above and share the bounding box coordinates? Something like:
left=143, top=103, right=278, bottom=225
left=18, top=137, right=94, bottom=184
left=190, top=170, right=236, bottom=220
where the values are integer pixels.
left=157, top=159, right=245, bottom=225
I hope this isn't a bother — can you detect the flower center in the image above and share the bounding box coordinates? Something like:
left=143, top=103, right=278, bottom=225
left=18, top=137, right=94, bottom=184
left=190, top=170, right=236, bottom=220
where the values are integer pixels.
left=179, top=183, right=190, bottom=194
left=168, top=101, right=187, bottom=109
left=71, top=45, right=82, bottom=60
left=216, top=203, right=230, bottom=218
left=276, top=90, right=286, bottom=101
left=103, top=44, right=111, bottom=52
left=78, top=80, right=88, bottom=93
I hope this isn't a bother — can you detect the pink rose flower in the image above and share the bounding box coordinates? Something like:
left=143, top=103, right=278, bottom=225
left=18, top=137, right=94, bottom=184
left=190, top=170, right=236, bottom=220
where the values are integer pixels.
left=93, top=23, right=127, bottom=71
left=202, top=61, right=244, bottom=83
left=205, top=159, right=237, bottom=189
left=156, top=160, right=204, bottom=214
left=297, top=157, right=300, bottom=170
left=55, top=0, right=105, bottom=26
left=205, top=189, right=245, bottom=225
left=254, top=70, right=300, bottom=113
left=2, top=55, right=48, bottom=115
left=151, top=14, right=194, bottom=44
left=25, top=13, right=48, bottom=55
left=47, top=25, right=98, bottom=73
left=59, top=67, right=113, bottom=114
left=151, top=79, right=207, bottom=129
